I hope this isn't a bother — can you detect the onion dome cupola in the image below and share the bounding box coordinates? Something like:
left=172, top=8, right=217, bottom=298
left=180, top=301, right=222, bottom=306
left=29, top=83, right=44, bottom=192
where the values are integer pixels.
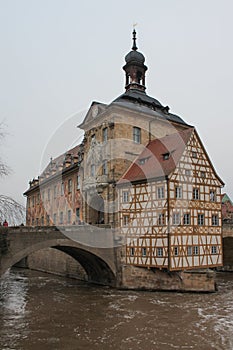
left=123, top=29, right=148, bottom=93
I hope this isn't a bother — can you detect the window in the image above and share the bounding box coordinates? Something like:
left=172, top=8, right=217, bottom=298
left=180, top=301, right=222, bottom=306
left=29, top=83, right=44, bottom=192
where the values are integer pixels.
left=185, top=169, right=191, bottom=176
left=91, top=164, right=95, bottom=177
left=157, top=186, right=165, bottom=199
left=212, top=215, right=219, bottom=226
left=46, top=215, right=50, bottom=225
left=210, top=190, right=216, bottom=202
left=77, top=175, right=80, bottom=190
left=174, top=247, right=179, bottom=256
left=142, top=247, right=147, bottom=257
left=183, top=213, right=190, bottom=225
left=211, top=246, right=217, bottom=254
left=67, top=210, right=72, bottom=224
left=47, top=189, right=50, bottom=201
left=163, top=152, right=170, bottom=160
left=53, top=213, right=57, bottom=225
left=187, top=246, right=192, bottom=256
left=102, top=160, right=108, bottom=175
left=123, top=215, right=129, bottom=226
left=123, top=191, right=129, bottom=203
left=61, top=182, right=64, bottom=196
left=130, top=247, right=135, bottom=256
left=158, top=213, right=165, bottom=226
left=198, top=214, right=204, bottom=226
left=175, top=186, right=182, bottom=199
left=37, top=193, right=40, bottom=204
left=36, top=218, right=39, bottom=226
left=133, top=127, right=141, bottom=144
left=200, top=171, right=206, bottom=178
left=41, top=216, right=44, bottom=226
left=91, top=134, right=96, bottom=142
left=60, top=212, right=63, bottom=224
left=193, top=188, right=199, bottom=200
left=32, top=218, right=34, bottom=226
left=103, top=127, right=108, bottom=143
left=32, top=196, right=35, bottom=207
left=173, top=213, right=180, bottom=225
left=139, top=157, right=149, bottom=165
left=54, top=185, right=57, bottom=198
left=68, top=179, right=72, bottom=193
left=28, top=198, right=31, bottom=208
left=76, top=208, right=80, bottom=219
left=192, top=151, right=197, bottom=158
left=157, top=247, right=163, bottom=257
left=193, top=246, right=199, bottom=255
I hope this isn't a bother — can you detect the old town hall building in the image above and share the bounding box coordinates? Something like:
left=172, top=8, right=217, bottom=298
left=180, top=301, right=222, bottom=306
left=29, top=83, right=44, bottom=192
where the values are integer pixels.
left=24, top=30, right=224, bottom=275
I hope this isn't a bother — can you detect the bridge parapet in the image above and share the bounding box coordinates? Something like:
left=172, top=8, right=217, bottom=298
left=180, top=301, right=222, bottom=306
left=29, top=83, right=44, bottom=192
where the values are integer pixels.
left=0, top=225, right=123, bottom=286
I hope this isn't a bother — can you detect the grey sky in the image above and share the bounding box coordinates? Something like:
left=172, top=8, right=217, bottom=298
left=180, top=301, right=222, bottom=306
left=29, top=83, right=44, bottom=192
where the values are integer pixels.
left=0, top=0, right=233, bottom=204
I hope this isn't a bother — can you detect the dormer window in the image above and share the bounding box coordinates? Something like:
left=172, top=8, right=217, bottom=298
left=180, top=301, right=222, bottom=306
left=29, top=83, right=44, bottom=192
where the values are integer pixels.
left=139, top=156, right=150, bottom=165
left=163, top=152, right=170, bottom=160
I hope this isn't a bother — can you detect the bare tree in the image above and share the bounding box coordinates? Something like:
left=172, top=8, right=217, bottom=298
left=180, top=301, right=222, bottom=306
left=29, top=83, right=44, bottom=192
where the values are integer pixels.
left=0, top=123, right=25, bottom=225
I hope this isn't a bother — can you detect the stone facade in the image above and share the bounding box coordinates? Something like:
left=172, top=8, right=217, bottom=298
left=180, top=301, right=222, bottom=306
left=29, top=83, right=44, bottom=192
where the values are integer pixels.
left=26, top=248, right=87, bottom=280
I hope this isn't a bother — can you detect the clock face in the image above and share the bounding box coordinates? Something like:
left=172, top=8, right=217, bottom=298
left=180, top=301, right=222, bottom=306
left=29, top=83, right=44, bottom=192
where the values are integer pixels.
left=92, top=105, right=98, bottom=118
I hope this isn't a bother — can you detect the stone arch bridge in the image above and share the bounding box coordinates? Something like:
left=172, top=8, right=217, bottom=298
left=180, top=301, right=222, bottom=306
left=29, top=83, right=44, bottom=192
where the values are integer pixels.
left=0, top=226, right=123, bottom=287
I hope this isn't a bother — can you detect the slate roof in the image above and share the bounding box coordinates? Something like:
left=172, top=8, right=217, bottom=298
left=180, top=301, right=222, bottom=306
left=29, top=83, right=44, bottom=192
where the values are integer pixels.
left=113, top=89, right=188, bottom=126
left=118, top=128, right=194, bottom=185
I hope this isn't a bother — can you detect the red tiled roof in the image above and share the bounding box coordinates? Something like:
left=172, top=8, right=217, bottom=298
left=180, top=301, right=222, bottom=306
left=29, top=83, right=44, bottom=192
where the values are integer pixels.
left=118, top=128, right=194, bottom=184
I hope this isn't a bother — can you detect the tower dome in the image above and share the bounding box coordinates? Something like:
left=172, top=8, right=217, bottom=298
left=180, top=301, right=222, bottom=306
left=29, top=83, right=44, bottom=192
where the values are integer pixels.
left=123, top=29, right=147, bottom=92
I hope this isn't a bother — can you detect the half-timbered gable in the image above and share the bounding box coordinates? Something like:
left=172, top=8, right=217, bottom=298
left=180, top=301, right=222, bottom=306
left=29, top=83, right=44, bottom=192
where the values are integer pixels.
left=118, top=128, right=224, bottom=271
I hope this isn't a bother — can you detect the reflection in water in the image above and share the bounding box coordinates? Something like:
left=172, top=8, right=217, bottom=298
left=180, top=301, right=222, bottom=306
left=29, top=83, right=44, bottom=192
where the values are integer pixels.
left=0, top=268, right=233, bottom=350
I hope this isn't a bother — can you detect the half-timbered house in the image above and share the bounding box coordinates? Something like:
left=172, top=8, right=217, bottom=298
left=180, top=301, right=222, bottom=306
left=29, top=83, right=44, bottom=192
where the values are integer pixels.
left=118, top=127, right=224, bottom=270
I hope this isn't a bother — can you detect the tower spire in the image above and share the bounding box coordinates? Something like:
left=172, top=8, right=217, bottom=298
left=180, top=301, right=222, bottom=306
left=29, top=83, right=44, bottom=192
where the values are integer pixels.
left=123, top=30, right=147, bottom=92
left=132, top=29, right=138, bottom=51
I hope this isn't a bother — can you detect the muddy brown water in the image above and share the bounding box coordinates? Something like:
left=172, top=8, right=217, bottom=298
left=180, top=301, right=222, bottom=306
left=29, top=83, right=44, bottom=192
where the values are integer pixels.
left=0, top=268, right=233, bottom=350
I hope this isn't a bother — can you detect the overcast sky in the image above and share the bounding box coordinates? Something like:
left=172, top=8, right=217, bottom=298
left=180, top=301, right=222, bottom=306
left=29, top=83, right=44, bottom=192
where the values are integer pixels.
left=0, top=0, right=233, bottom=204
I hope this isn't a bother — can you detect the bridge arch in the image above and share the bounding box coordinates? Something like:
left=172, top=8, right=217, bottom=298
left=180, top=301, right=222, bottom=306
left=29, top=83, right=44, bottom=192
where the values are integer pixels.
left=0, top=233, right=117, bottom=287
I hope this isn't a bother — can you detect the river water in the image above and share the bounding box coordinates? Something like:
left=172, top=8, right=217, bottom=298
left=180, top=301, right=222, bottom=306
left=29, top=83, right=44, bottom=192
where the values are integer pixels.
left=0, top=269, right=233, bottom=350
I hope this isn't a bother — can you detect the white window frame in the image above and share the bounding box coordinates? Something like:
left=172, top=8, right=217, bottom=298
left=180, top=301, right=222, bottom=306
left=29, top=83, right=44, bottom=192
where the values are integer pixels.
left=157, top=247, right=163, bottom=257
left=211, top=245, right=217, bottom=254
left=157, top=186, right=165, bottom=199
left=123, top=191, right=129, bottom=203
left=91, top=164, right=95, bottom=177
left=103, top=127, right=108, bottom=143
left=130, top=247, right=135, bottom=256
left=68, top=179, right=72, bottom=193
left=198, top=214, right=204, bottom=226
left=123, top=215, right=129, bottom=226
left=193, top=188, right=199, bottom=200
left=183, top=213, right=190, bottom=225
left=158, top=213, right=165, bottom=226
left=174, top=246, right=179, bottom=256
left=133, top=127, right=141, bottom=144
left=212, top=215, right=219, bottom=226
left=175, top=186, right=182, bottom=199
left=187, top=246, right=192, bottom=256
left=142, top=247, right=147, bottom=257
left=173, top=213, right=180, bottom=225
left=210, top=190, right=216, bottom=202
